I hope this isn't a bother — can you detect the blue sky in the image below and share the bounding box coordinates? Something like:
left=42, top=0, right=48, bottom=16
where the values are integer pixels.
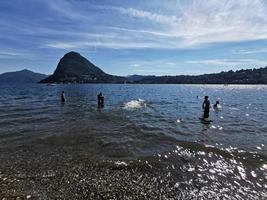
left=1, top=0, right=267, bottom=76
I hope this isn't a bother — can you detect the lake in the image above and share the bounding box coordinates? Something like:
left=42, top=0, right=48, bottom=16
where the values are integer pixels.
left=0, top=84, right=266, bottom=199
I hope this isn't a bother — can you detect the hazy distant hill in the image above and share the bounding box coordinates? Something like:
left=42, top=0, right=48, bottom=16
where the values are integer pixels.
left=40, top=51, right=125, bottom=83
left=0, top=69, right=47, bottom=83
left=132, top=67, right=267, bottom=84
left=126, top=75, right=152, bottom=82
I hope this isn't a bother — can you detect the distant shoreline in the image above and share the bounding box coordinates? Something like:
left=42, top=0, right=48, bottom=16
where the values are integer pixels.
left=40, top=82, right=267, bottom=85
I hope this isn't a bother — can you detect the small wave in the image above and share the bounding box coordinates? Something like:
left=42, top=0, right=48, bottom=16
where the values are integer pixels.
left=123, top=99, right=146, bottom=109
left=210, top=125, right=223, bottom=130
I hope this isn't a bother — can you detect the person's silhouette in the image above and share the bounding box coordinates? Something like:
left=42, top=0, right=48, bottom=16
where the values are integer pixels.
left=214, top=100, right=220, bottom=108
left=202, top=96, right=210, bottom=120
left=61, top=91, right=66, bottom=103
left=97, top=92, right=104, bottom=107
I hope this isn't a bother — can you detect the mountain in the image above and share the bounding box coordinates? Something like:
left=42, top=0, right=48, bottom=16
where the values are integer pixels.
left=133, top=67, right=267, bottom=84
left=126, top=75, right=151, bottom=82
left=40, top=51, right=125, bottom=83
left=0, top=69, right=47, bottom=83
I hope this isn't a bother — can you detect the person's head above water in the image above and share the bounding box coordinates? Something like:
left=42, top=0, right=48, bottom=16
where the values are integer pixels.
left=204, top=96, right=209, bottom=100
left=216, top=100, right=219, bottom=104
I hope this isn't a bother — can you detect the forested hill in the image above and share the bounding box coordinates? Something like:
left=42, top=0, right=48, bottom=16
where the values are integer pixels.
left=132, top=67, right=267, bottom=84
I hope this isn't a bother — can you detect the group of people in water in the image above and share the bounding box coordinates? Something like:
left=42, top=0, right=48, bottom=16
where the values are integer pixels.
left=201, top=96, right=220, bottom=121
left=61, top=91, right=219, bottom=121
left=61, top=91, right=105, bottom=108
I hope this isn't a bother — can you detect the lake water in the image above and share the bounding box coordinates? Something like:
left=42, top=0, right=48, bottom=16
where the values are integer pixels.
left=0, top=84, right=266, bottom=199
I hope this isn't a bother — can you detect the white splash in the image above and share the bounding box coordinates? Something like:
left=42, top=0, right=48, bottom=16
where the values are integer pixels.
left=114, top=161, right=128, bottom=166
left=205, top=144, right=215, bottom=148
left=237, top=166, right=247, bottom=180
left=210, top=125, right=217, bottom=129
left=251, top=171, right=257, bottom=178
left=123, top=99, right=146, bottom=109
left=261, top=164, right=267, bottom=171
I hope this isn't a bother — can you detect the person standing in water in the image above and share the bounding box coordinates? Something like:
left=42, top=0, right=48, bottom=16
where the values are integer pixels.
left=213, top=100, right=220, bottom=114
left=213, top=100, right=220, bottom=108
left=202, top=96, right=210, bottom=120
left=61, top=91, right=66, bottom=103
left=97, top=92, right=104, bottom=107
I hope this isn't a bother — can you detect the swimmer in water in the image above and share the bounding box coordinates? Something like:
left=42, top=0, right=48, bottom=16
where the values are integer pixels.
left=202, top=96, right=210, bottom=120
left=61, top=91, right=66, bottom=103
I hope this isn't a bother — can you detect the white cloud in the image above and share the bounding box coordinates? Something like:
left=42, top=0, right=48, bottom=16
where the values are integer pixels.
left=233, top=48, right=267, bottom=54
left=45, top=42, right=82, bottom=49
left=46, top=0, right=91, bottom=21
left=0, top=50, right=27, bottom=59
left=166, top=62, right=176, bottom=66
left=42, top=1, right=267, bottom=49
left=131, top=64, right=141, bottom=67
left=44, top=40, right=167, bottom=50
left=114, top=7, right=180, bottom=25
left=109, top=0, right=267, bottom=46
left=180, top=0, right=267, bottom=43
left=107, top=26, right=174, bottom=38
